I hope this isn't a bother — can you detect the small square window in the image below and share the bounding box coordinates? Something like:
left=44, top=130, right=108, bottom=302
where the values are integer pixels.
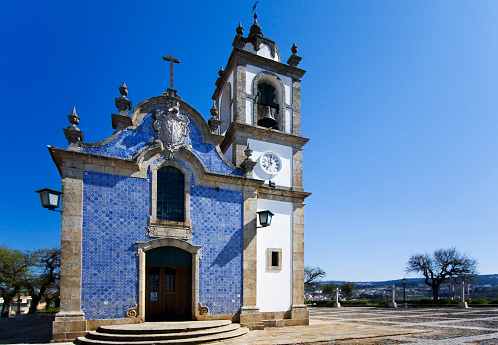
left=267, top=248, right=282, bottom=271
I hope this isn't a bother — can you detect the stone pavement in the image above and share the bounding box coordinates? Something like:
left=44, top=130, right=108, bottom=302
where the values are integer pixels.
left=3, top=307, right=498, bottom=344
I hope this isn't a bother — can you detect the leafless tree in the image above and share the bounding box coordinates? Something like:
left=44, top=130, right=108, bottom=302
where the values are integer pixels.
left=406, top=247, right=478, bottom=300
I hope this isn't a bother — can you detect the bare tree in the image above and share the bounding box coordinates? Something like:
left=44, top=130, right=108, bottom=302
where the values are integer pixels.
left=304, top=266, right=326, bottom=293
left=406, top=247, right=478, bottom=300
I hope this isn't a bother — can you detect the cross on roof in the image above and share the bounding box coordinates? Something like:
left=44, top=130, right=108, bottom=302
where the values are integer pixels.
left=162, top=54, right=180, bottom=90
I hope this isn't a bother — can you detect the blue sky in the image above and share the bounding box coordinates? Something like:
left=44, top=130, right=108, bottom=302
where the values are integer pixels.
left=1, top=1, right=497, bottom=282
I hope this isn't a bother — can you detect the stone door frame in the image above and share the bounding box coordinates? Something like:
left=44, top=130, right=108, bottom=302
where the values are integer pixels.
left=136, top=238, right=201, bottom=322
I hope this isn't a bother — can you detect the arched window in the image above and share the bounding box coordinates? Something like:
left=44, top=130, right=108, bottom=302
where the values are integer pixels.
left=156, top=166, right=185, bottom=222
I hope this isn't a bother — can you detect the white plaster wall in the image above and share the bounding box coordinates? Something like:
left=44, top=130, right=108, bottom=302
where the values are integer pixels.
left=243, top=43, right=280, bottom=62
left=284, top=108, right=292, bottom=134
left=248, top=139, right=292, bottom=188
left=246, top=98, right=254, bottom=125
left=245, top=65, right=292, bottom=106
left=256, top=199, right=293, bottom=312
left=224, top=143, right=233, bottom=164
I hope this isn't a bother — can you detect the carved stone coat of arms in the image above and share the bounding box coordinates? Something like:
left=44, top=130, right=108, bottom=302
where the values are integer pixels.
left=152, top=100, right=190, bottom=159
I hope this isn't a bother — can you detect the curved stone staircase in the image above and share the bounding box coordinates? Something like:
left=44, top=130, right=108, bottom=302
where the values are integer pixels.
left=76, top=320, right=249, bottom=344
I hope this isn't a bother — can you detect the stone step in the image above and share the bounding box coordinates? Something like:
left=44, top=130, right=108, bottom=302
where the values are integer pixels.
left=76, top=321, right=249, bottom=345
left=99, top=320, right=232, bottom=334
left=86, top=324, right=241, bottom=342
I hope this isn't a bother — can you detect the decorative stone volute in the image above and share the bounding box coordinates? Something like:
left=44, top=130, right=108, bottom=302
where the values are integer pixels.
left=152, top=97, right=190, bottom=159
left=115, top=82, right=132, bottom=116
left=208, top=103, right=221, bottom=134
left=63, top=107, right=84, bottom=150
left=287, top=43, right=302, bottom=67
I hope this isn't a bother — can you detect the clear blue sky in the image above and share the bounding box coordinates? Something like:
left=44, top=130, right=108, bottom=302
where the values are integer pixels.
left=1, top=1, right=497, bottom=282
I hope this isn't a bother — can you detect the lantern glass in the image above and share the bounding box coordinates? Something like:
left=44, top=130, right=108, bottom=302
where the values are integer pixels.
left=257, top=210, right=274, bottom=227
left=36, top=188, right=62, bottom=210
left=402, top=278, right=407, bottom=284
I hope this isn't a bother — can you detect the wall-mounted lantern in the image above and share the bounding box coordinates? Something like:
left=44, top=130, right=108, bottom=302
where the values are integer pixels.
left=35, top=188, right=63, bottom=212
left=257, top=210, right=274, bottom=228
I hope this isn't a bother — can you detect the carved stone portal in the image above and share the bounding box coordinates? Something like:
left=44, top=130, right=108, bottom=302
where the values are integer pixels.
left=152, top=100, right=190, bottom=159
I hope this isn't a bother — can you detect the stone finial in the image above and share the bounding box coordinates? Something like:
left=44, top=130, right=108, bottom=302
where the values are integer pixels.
left=249, top=13, right=263, bottom=38
left=63, top=107, right=84, bottom=150
left=68, top=107, right=80, bottom=127
left=215, top=67, right=225, bottom=87
left=236, top=22, right=244, bottom=36
left=208, top=102, right=221, bottom=134
left=291, top=43, right=298, bottom=54
left=240, top=143, right=256, bottom=175
left=115, top=82, right=132, bottom=116
left=244, top=143, right=253, bottom=158
left=287, top=43, right=302, bottom=67
left=119, top=82, right=129, bottom=97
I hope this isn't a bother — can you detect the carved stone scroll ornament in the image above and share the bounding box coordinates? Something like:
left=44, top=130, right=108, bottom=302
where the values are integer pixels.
left=198, top=302, right=209, bottom=315
left=152, top=100, right=190, bottom=159
left=126, top=305, right=138, bottom=318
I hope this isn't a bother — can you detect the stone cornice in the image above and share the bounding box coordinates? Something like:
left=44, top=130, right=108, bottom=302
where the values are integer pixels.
left=257, top=185, right=311, bottom=202
left=220, top=122, right=309, bottom=152
left=212, top=48, right=306, bottom=100
left=48, top=146, right=264, bottom=189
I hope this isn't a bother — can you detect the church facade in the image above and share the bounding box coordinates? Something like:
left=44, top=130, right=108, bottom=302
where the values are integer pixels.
left=49, top=14, right=310, bottom=342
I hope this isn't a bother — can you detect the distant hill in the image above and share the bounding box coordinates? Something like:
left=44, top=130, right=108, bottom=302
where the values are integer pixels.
left=324, top=274, right=498, bottom=288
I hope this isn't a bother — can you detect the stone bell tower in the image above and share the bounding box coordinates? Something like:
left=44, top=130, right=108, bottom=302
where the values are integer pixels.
left=211, top=13, right=311, bottom=328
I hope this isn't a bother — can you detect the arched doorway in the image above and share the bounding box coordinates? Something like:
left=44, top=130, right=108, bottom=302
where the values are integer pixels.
left=145, top=246, right=192, bottom=321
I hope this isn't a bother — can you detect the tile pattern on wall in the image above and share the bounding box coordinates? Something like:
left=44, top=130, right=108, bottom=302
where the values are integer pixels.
left=190, top=185, right=243, bottom=315
left=81, top=170, right=244, bottom=319
left=81, top=109, right=241, bottom=176
left=82, top=171, right=149, bottom=320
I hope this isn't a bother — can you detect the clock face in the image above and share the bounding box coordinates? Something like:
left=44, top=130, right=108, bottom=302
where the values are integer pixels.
left=260, top=152, right=282, bottom=175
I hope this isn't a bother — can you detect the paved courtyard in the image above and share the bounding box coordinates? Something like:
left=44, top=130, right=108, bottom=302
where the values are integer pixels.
left=2, top=307, right=498, bottom=344
left=227, top=307, right=498, bottom=344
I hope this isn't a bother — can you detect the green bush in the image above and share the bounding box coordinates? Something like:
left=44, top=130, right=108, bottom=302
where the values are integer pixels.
left=468, top=299, right=489, bottom=305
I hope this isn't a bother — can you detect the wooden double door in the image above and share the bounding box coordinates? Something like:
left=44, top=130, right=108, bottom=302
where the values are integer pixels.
left=145, top=246, right=192, bottom=321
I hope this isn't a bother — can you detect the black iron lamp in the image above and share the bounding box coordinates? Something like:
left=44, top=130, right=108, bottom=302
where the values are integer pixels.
left=257, top=210, right=274, bottom=227
left=35, top=188, right=63, bottom=212
left=402, top=278, right=407, bottom=306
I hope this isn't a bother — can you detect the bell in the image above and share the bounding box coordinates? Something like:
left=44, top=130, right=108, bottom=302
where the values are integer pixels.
left=257, top=106, right=277, bottom=128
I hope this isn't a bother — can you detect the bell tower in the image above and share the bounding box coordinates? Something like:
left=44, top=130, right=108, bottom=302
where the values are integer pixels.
left=211, top=13, right=311, bottom=329
left=212, top=13, right=307, bottom=190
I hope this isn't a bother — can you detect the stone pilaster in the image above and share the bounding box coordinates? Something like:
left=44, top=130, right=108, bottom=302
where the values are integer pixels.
left=290, top=201, right=309, bottom=325
left=292, top=147, right=303, bottom=190
left=240, top=189, right=263, bottom=329
left=233, top=63, right=247, bottom=123
left=52, top=166, right=86, bottom=342
left=291, top=79, right=301, bottom=136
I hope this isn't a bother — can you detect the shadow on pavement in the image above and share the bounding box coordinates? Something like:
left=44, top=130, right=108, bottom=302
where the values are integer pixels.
left=0, top=315, right=54, bottom=344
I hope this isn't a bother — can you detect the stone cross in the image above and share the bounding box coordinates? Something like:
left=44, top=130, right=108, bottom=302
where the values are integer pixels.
left=389, top=285, right=397, bottom=308
left=333, top=288, right=341, bottom=308
left=459, top=280, right=468, bottom=308
left=162, top=54, right=180, bottom=89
